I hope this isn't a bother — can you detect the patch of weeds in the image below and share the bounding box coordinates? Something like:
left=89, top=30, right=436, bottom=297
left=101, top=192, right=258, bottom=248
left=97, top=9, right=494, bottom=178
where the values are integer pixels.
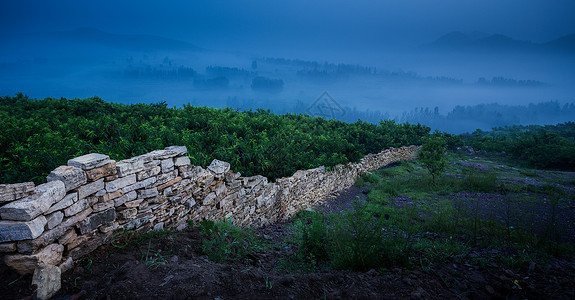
left=354, top=172, right=380, bottom=187
left=412, top=238, right=470, bottom=270
left=198, top=219, right=265, bottom=264
left=459, top=171, right=500, bottom=193
left=366, top=189, right=391, bottom=205
left=111, top=228, right=173, bottom=249
left=77, top=257, right=94, bottom=271
left=141, top=240, right=169, bottom=269
left=519, top=169, right=538, bottom=177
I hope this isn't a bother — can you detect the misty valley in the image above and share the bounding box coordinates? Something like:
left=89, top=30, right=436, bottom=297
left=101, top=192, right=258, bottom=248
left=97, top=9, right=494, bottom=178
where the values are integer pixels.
left=1, top=28, right=574, bottom=134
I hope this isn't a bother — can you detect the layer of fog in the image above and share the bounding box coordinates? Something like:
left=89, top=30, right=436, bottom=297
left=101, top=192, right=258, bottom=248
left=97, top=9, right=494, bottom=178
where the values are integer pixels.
left=0, top=29, right=573, bottom=134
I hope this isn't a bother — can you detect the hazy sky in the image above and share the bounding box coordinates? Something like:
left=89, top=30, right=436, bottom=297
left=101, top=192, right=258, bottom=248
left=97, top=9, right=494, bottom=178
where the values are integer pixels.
left=1, top=0, right=574, bottom=51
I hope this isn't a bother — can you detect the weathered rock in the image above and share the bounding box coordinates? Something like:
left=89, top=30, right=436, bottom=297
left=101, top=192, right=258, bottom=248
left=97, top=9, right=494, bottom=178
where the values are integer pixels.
left=32, top=265, right=61, bottom=300
left=174, top=156, right=191, bottom=167
left=0, top=182, right=34, bottom=203
left=0, top=181, right=65, bottom=221
left=63, top=198, right=89, bottom=217
left=47, top=166, right=86, bottom=192
left=155, top=170, right=178, bottom=186
left=45, top=192, right=78, bottom=215
left=58, top=229, right=77, bottom=245
left=114, top=190, right=137, bottom=207
left=100, top=222, right=119, bottom=233
left=106, top=174, right=137, bottom=193
left=121, top=176, right=156, bottom=193
left=138, top=187, right=158, bottom=199
left=0, top=242, right=17, bottom=252
left=77, top=178, right=104, bottom=199
left=123, top=215, right=152, bottom=230
left=0, top=216, right=47, bottom=243
left=67, top=153, right=110, bottom=170
left=116, top=156, right=147, bottom=177
left=4, top=243, right=64, bottom=275
left=84, top=160, right=116, bottom=181
left=46, top=211, right=64, bottom=230
left=78, top=208, right=116, bottom=234
left=148, top=146, right=186, bottom=160
left=137, top=165, right=161, bottom=181
left=161, top=158, right=175, bottom=173
left=157, top=177, right=182, bottom=191
left=117, top=208, right=138, bottom=221
left=208, top=159, right=231, bottom=175
left=92, top=201, right=114, bottom=212
left=58, top=257, right=74, bottom=273
left=124, top=199, right=144, bottom=208
left=102, top=190, right=123, bottom=202
left=203, top=192, right=217, bottom=206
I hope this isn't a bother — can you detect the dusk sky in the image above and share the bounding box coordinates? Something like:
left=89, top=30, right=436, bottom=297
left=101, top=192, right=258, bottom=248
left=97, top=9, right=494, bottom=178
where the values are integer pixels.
left=2, top=0, right=574, bottom=51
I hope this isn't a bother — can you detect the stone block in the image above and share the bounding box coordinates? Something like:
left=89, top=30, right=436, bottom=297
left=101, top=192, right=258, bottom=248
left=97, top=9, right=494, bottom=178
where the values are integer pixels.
left=123, top=215, right=151, bottom=230
left=121, top=176, right=156, bottom=193
left=106, top=174, right=137, bottom=193
left=137, top=187, right=158, bottom=199
left=46, top=211, right=64, bottom=230
left=84, top=160, right=116, bottom=181
left=174, top=156, right=191, bottom=167
left=156, top=170, right=178, bottom=186
left=4, top=243, right=64, bottom=275
left=32, top=265, right=61, bottom=300
left=148, top=146, right=186, bottom=160
left=0, top=242, right=17, bottom=252
left=0, top=216, right=47, bottom=242
left=137, top=165, right=161, bottom=181
left=67, top=153, right=110, bottom=170
left=45, top=192, right=78, bottom=215
left=116, top=156, right=147, bottom=177
left=161, top=158, right=175, bottom=173
left=92, top=201, right=114, bottom=212
left=157, top=177, right=182, bottom=191
left=124, top=199, right=144, bottom=208
left=78, top=208, right=116, bottom=234
left=0, top=182, right=35, bottom=203
left=203, top=192, right=217, bottom=206
left=100, top=222, right=119, bottom=233
left=59, top=257, right=74, bottom=273
left=117, top=208, right=138, bottom=221
left=63, top=198, right=89, bottom=217
left=77, top=178, right=104, bottom=199
left=102, top=190, right=123, bottom=202
left=47, top=165, right=86, bottom=192
left=0, top=181, right=65, bottom=221
left=114, top=190, right=137, bottom=207
left=208, top=159, right=230, bottom=175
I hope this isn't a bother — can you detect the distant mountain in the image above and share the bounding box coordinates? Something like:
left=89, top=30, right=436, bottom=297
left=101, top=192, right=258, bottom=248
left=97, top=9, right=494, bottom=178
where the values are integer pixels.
left=5, top=28, right=201, bottom=52
left=429, top=31, right=574, bottom=54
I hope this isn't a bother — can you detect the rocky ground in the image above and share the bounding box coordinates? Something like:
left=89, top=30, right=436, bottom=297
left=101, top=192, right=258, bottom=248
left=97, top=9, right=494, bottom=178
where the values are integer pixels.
left=2, top=159, right=575, bottom=299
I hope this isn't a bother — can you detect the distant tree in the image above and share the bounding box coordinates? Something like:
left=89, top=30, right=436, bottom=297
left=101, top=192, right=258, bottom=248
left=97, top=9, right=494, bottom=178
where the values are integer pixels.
left=251, top=60, right=258, bottom=70
left=418, top=136, right=447, bottom=183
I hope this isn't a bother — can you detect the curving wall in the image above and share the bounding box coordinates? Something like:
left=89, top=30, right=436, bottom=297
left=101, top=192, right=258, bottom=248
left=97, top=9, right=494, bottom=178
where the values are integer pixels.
left=0, top=145, right=418, bottom=298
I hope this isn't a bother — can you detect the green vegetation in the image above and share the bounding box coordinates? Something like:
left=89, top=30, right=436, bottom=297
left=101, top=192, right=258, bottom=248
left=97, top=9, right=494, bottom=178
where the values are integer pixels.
left=418, top=136, right=447, bottom=183
left=197, top=219, right=266, bottom=264
left=0, top=94, right=430, bottom=184
left=282, top=156, right=574, bottom=273
left=461, top=122, right=575, bottom=170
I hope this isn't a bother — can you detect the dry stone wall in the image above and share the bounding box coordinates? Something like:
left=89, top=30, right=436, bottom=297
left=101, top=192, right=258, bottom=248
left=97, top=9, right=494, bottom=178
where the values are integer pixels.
left=0, top=144, right=418, bottom=297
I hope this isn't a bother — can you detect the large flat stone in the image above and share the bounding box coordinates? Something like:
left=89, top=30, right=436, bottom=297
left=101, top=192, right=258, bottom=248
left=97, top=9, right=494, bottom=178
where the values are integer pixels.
left=67, top=153, right=110, bottom=170
left=78, top=208, right=116, bottom=234
left=63, top=198, right=89, bottom=217
left=85, top=161, right=117, bottom=181
left=148, top=146, right=186, bottom=160
left=116, top=156, right=148, bottom=177
left=106, top=174, right=137, bottom=193
left=77, top=178, right=104, bottom=199
left=121, top=176, right=156, bottom=194
left=4, top=243, right=64, bottom=275
left=0, top=182, right=35, bottom=203
left=0, top=181, right=65, bottom=221
left=0, top=216, right=47, bottom=242
left=47, top=166, right=87, bottom=192
left=164, top=145, right=187, bottom=156
left=161, top=158, right=175, bottom=173
left=208, top=159, right=231, bottom=175
left=174, top=156, right=191, bottom=167
left=114, top=190, right=137, bottom=207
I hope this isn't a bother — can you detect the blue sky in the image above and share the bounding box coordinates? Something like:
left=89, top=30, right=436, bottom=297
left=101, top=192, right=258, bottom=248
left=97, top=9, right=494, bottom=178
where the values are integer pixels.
left=1, top=0, right=574, bottom=49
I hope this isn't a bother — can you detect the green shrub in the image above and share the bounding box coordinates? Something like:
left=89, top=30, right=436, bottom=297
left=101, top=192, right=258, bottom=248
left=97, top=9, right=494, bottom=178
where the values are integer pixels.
left=198, top=219, right=263, bottom=263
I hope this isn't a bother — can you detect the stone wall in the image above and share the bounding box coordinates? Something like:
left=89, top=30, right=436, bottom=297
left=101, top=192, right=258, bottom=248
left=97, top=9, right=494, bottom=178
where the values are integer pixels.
left=0, top=145, right=418, bottom=298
